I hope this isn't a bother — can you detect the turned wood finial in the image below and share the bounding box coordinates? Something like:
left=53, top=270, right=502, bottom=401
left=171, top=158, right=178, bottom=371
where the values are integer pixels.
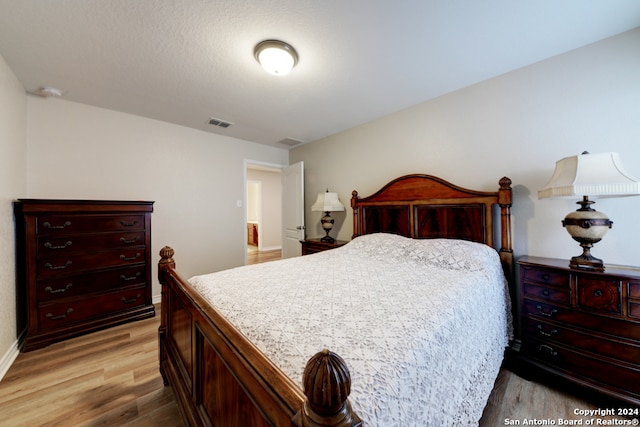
left=297, top=349, right=362, bottom=427
left=158, top=246, right=175, bottom=285
left=499, top=176, right=512, bottom=191
left=159, top=246, right=175, bottom=261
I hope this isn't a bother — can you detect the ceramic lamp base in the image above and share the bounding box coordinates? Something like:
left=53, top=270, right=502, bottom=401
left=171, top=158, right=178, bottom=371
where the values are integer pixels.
left=562, top=196, right=612, bottom=272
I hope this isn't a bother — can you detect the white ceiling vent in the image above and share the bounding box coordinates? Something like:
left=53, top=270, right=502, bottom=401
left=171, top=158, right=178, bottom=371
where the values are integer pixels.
left=207, top=117, right=233, bottom=128
left=277, top=138, right=304, bottom=147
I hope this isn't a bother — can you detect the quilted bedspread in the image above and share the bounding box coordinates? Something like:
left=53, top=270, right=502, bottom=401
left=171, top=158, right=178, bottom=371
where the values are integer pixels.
left=189, top=233, right=512, bottom=426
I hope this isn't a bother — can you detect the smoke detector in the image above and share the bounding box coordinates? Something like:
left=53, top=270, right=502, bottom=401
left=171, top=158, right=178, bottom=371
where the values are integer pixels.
left=35, top=86, right=65, bottom=97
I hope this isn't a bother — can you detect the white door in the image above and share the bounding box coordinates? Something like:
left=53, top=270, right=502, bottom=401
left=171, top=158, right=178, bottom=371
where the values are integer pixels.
left=282, top=161, right=304, bottom=258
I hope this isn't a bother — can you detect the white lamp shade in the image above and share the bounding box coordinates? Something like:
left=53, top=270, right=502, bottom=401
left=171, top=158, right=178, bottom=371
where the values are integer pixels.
left=311, top=192, right=345, bottom=212
left=538, top=152, right=640, bottom=199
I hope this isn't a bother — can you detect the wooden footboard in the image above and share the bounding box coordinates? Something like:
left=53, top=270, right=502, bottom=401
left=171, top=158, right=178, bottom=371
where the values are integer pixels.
left=158, top=246, right=362, bottom=427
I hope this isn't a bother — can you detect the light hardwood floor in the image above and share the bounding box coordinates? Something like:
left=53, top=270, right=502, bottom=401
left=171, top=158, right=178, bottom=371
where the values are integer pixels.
left=0, top=308, right=183, bottom=427
left=2, top=240, right=630, bottom=427
left=0, top=304, right=627, bottom=427
left=247, top=246, right=282, bottom=264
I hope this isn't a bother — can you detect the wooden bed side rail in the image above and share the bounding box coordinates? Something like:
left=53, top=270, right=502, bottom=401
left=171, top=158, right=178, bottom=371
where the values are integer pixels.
left=158, top=247, right=362, bottom=427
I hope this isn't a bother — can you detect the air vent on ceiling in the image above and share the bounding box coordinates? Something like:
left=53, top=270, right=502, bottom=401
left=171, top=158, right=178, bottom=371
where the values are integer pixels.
left=207, top=117, right=233, bottom=128
left=277, top=138, right=304, bottom=147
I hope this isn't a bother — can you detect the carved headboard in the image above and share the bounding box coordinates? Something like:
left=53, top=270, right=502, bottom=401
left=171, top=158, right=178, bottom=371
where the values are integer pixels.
left=351, top=174, right=513, bottom=279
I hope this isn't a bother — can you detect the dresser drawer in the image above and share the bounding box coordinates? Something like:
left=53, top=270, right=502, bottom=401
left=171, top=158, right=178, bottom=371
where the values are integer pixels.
left=524, top=299, right=640, bottom=341
left=37, top=231, right=145, bottom=254
left=630, top=282, right=640, bottom=298
left=38, top=286, right=148, bottom=330
left=36, top=265, right=147, bottom=302
left=36, top=214, right=146, bottom=236
left=37, top=248, right=146, bottom=279
left=522, top=266, right=570, bottom=288
left=523, top=282, right=570, bottom=305
left=524, top=317, right=640, bottom=365
left=577, top=276, right=621, bottom=315
left=523, top=339, right=640, bottom=398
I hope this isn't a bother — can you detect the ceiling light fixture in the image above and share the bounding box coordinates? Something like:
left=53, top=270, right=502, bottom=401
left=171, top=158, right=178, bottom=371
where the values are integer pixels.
left=254, top=40, right=298, bottom=76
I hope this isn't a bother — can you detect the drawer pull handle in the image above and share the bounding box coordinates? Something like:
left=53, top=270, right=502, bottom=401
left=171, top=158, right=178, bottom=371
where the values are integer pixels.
left=538, top=344, right=558, bottom=357
left=44, top=241, right=72, bottom=250
left=121, top=294, right=142, bottom=304
left=537, top=324, right=558, bottom=337
left=43, top=221, right=71, bottom=230
left=46, top=308, right=73, bottom=320
left=594, top=289, right=603, bottom=297
left=120, top=253, right=141, bottom=261
left=45, top=283, right=73, bottom=294
left=542, top=274, right=550, bottom=282
left=535, top=305, right=558, bottom=317
left=120, top=220, right=138, bottom=227
left=120, top=237, right=139, bottom=244
left=120, top=272, right=142, bottom=281
left=542, top=289, right=550, bottom=296
left=44, top=261, right=72, bottom=270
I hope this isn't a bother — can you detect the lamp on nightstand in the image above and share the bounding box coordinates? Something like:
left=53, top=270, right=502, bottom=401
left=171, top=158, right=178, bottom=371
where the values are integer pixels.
left=311, top=190, right=345, bottom=243
left=538, top=151, right=640, bottom=272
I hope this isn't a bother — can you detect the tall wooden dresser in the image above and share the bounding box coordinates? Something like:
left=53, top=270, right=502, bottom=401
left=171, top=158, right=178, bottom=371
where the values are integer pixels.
left=517, top=256, right=640, bottom=406
left=14, top=199, right=155, bottom=351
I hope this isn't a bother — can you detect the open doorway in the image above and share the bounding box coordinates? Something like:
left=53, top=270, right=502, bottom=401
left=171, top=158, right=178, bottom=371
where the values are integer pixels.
left=245, top=161, right=284, bottom=265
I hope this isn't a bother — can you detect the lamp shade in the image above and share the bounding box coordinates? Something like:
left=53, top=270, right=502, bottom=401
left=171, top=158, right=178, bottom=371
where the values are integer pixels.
left=538, top=152, right=640, bottom=199
left=311, top=191, right=345, bottom=212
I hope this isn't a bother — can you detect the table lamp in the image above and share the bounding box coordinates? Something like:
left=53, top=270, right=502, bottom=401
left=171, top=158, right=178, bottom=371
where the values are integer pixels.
left=538, top=151, right=640, bottom=272
left=311, top=190, right=345, bottom=243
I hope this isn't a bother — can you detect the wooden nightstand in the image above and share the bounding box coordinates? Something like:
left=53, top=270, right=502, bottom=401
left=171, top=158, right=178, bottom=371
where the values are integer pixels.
left=517, top=256, right=640, bottom=406
left=300, top=238, right=348, bottom=255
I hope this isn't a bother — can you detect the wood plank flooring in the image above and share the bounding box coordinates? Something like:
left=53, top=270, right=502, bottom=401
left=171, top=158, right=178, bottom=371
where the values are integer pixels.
left=0, top=307, right=183, bottom=427
left=0, top=305, right=626, bottom=427
left=0, top=250, right=630, bottom=427
left=247, top=246, right=282, bottom=264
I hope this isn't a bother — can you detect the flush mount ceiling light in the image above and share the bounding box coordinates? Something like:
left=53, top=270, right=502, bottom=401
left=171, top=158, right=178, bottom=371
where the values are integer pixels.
left=254, top=40, right=298, bottom=76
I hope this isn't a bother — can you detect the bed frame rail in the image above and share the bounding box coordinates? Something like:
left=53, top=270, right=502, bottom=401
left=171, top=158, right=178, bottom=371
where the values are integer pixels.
left=158, top=246, right=362, bottom=427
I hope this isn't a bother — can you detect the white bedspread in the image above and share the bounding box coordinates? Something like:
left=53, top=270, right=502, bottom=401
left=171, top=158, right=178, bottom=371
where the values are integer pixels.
left=189, top=233, right=512, bottom=426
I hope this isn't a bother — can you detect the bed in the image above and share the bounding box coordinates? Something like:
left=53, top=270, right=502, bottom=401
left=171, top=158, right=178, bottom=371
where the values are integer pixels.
left=158, top=174, right=514, bottom=426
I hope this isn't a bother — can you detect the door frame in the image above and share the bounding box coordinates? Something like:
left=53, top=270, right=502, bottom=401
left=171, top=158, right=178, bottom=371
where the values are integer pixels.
left=243, top=159, right=287, bottom=265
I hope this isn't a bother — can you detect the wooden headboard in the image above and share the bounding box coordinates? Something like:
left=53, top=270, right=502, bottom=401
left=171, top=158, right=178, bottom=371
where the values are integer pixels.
left=351, top=174, right=513, bottom=280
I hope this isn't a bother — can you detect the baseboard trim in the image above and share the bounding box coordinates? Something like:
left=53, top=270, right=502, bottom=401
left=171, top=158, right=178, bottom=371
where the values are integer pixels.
left=0, top=339, right=21, bottom=382
left=259, top=245, right=282, bottom=252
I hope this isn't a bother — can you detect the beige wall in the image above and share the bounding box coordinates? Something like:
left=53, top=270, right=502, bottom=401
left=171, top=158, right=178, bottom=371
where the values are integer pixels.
left=291, top=28, right=640, bottom=267
left=0, top=54, right=27, bottom=375
left=26, top=97, right=289, bottom=292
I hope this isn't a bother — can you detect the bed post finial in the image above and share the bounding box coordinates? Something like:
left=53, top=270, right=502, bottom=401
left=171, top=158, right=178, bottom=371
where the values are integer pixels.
left=158, top=246, right=175, bottom=285
left=294, top=349, right=363, bottom=427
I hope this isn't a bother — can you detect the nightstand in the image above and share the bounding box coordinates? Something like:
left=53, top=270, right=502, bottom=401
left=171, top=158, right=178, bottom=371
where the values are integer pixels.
left=517, top=256, right=640, bottom=406
left=300, top=238, right=348, bottom=255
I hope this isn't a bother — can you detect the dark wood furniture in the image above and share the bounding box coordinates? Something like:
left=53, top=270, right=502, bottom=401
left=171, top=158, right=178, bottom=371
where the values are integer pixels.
left=247, top=222, right=258, bottom=246
left=157, top=174, right=513, bottom=426
left=517, top=256, right=640, bottom=406
left=15, top=199, right=155, bottom=352
left=300, top=238, right=348, bottom=255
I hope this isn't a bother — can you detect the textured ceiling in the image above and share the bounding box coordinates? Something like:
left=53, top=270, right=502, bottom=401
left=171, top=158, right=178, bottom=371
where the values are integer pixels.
left=1, top=0, right=639, bottom=148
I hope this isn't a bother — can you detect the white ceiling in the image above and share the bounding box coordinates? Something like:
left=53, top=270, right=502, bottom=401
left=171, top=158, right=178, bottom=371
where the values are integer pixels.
left=1, top=1, right=639, bottom=149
